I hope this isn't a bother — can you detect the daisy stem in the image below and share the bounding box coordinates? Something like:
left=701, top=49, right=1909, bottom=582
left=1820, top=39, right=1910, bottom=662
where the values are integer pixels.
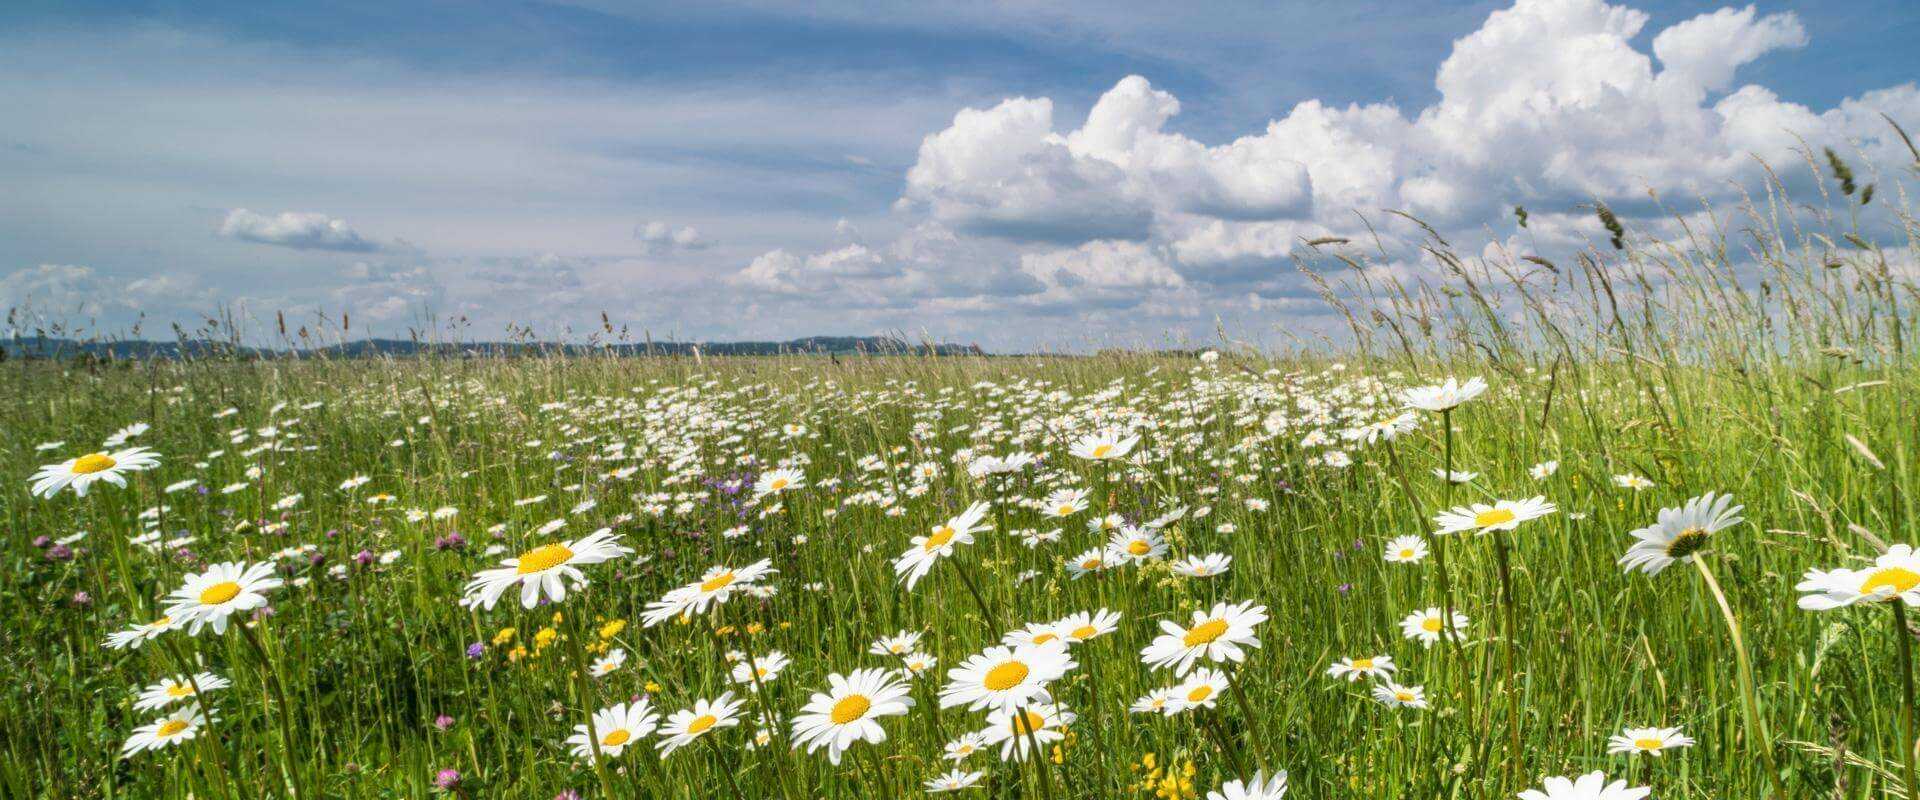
left=1894, top=601, right=1919, bottom=800
left=1492, top=529, right=1523, bottom=787
left=1016, top=707, right=1055, bottom=800
left=703, top=733, right=751, bottom=800
left=1225, top=664, right=1269, bottom=767
left=730, top=621, right=796, bottom=800
left=1692, top=556, right=1786, bottom=799
left=236, top=621, right=304, bottom=799
left=1202, top=711, right=1248, bottom=783
left=561, top=612, right=619, bottom=800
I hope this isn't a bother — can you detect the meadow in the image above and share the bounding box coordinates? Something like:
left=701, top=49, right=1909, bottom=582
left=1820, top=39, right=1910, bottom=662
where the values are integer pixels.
left=4, top=152, right=1919, bottom=800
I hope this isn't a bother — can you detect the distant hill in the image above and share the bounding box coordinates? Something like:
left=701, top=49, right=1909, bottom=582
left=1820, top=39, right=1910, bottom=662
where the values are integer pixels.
left=0, top=335, right=982, bottom=361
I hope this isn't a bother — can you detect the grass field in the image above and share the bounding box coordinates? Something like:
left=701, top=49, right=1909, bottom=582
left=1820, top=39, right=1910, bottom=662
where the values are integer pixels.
left=4, top=156, right=1919, bottom=799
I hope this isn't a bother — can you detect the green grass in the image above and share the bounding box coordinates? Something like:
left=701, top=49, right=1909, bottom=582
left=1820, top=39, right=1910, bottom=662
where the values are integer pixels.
left=3, top=155, right=1918, bottom=799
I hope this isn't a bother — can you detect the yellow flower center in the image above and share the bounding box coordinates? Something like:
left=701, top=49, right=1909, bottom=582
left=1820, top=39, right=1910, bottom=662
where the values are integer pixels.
left=1399, top=549, right=1415, bottom=559
left=72, top=452, right=118, bottom=474
left=830, top=694, right=872, bottom=724
left=1127, top=540, right=1151, bottom=556
left=924, top=526, right=957, bottom=551
left=1421, top=617, right=1443, bottom=633
left=1351, top=658, right=1374, bottom=670
left=1864, top=567, right=1920, bottom=596
left=1011, top=711, right=1047, bottom=734
left=1057, top=505, right=1077, bottom=516
left=516, top=543, right=574, bottom=574
left=198, top=581, right=242, bottom=605
left=686, top=714, right=718, bottom=735
left=602, top=729, right=631, bottom=747
left=1183, top=618, right=1229, bottom=647
left=1395, top=691, right=1415, bottom=702
left=700, top=571, right=737, bottom=593
left=1186, top=685, right=1214, bottom=703
left=1071, top=625, right=1098, bottom=640
left=1091, top=444, right=1113, bottom=458
left=1474, top=508, right=1516, bottom=528
left=983, top=660, right=1031, bottom=691
left=1031, top=632, right=1059, bottom=645
left=157, top=720, right=190, bottom=737
left=1080, top=557, right=1102, bottom=570
left=769, top=478, right=789, bottom=490
left=166, top=684, right=195, bottom=698
left=1633, top=737, right=1663, bottom=751
left=1665, top=526, right=1711, bottom=558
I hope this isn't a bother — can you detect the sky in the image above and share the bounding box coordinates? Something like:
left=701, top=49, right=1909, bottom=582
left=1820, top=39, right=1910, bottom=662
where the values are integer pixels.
left=2, top=0, right=1916, bottom=351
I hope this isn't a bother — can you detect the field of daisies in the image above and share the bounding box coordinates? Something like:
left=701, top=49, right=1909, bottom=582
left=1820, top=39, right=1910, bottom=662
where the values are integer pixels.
left=5, top=164, right=1919, bottom=799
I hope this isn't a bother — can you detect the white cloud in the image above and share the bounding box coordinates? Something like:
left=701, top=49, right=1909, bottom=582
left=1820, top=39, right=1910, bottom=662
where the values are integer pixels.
left=635, top=221, right=711, bottom=255
left=219, top=209, right=379, bottom=252
left=747, top=0, right=1917, bottom=321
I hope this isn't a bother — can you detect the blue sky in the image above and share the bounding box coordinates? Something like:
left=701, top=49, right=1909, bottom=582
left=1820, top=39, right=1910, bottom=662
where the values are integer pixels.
left=2, top=0, right=1916, bottom=350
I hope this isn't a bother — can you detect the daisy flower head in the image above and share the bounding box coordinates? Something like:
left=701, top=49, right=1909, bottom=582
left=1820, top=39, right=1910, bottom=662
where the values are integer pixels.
left=895, top=501, right=991, bottom=590
left=462, top=528, right=632, bottom=611
left=31, top=446, right=161, bottom=499
left=1518, top=771, right=1650, bottom=800
left=1172, top=552, right=1232, bottom=578
left=943, top=731, right=987, bottom=762
left=1382, top=535, right=1429, bottom=564
left=1065, top=547, right=1112, bottom=579
left=1207, top=770, right=1289, bottom=800
left=657, top=692, right=744, bottom=757
left=1799, top=544, right=1920, bottom=610
left=1371, top=681, right=1428, bottom=709
left=121, top=706, right=212, bottom=758
left=1056, top=608, right=1122, bottom=644
left=1433, top=496, right=1556, bottom=535
left=940, top=641, right=1075, bottom=712
left=754, top=467, right=805, bottom=496
left=590, top=648, right=628, bottom=677
left=1325, top=655, right=1395, bottom=682
left=1607, top=725, right=1695, bottom=756
left=567, top=700, right=659, bottom=760
left=641, top=559, right=776, bottom=626
left=1041, top=488, right=1089, bottom=519
left=1619, top=491, right=1743, bottom=576
left=1170, top=667, right=1230, bottom=713
left=1141, top=600, right=1267, bottom=675
left=1131, top=686, right=1179, bottom=716
left=1106, top=527, right=1167, bottom=564
left=1399, top=607, right=1468, bottom=647
left=979, top=703, right=1075, bottom=761
left=134, top=672, right=230, bottom=712
left=730, top=650, right=791, bottom=688
left=869, top=630, right=923, bottom=657
left=790, top=668, right=914, bottom=764
left=1530, top=460, right=1560, bottom=480
left=1613, top=473, right=1655, bottom=491
left=104, top=614, right=181, bottom=650
left=164, top=561, right=282, bottom=635
left=1400, top=376, right=1487, bottom=412
left=900, top=651, right=939, bottom=678
left=1069, top=430, right=1140, bottom=462
left=1003, top=620, right=1069, bottom=649
left=926, top=769, right=985, bottom=792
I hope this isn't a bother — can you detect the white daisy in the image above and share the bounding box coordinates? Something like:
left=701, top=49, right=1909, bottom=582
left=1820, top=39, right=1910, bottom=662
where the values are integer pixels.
left=104, top=614, right=181, bottom=650
left=1518, top=771, right=1650, bottom=800
left=641, top=559, right=776, bottom=626
left=1606, top=725, right=1695, bottom=756
left=1325, top=655, right=1395, bottom=682
left=133, top=672, right=230, bottom=712
left=730, top=651, right=791, bottom=689
left=163, top=561, right=282, bottom=635
left=943, top=731, right=987, bottom=761
left=1432, top=496, right=1556, bottom=535
left=1382, top=535, right=1429, bottom=564
left=789, top=668, right=914, bottom=764
left=1208, top=770, right=1289, bottom=800
left=590, top=648, right=628, bottom=677
left=461, top=528, right=632, bottom=611
left=1172, top=552, right=1232, bottom=577
left=1401, top=377, right=1487, bottom=412
left=657, top=692, right=744, bottom=757
left=940, top=641, right=1075, bottom=712
left=566, top=700, right=659, bottom=760
left=1798, top=544, right=1920, bottom=609
left=895, top=502, right=991, bottom=590
left=30, top=446, right=161, bottom=498
left=1399, top=607, right=1468, bottom=647
left=1106, top=527, right=1167, bottom=564
left=1068, top=430, right=1140, bottom=461
left=1618, top=492, right=1742, bottom=576
left=121, top=707, right=212, bottom=758
left=1371, top=681, right=1428, bottom=709
left=1169, top=667, right=1230, bottom=713
left=925, top=769, right=985, bottom=792
left=1140, top=600, right=1267, bottom=675
left=979, top=703, right=1075, bottom=761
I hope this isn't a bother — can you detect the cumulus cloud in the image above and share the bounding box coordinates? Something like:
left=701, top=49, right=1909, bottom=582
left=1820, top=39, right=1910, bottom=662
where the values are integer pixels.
left=635, top=221, right=711, bottom=255
left=220, top=209, right=379, bottom=252
left=745, top=0, right=1918, bottom=321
